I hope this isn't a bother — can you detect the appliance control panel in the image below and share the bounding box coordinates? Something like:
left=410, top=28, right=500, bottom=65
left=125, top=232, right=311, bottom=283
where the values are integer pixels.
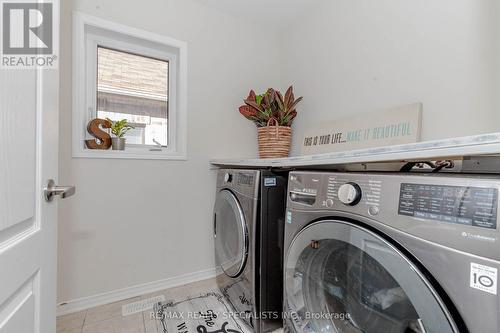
left=288, top=173, right=382, bottom=210
left=287, top=171, right=500, bottom=259
left=288, top=172, right=500, bottom=229
left=217, top=169, right=260, bottom=198
left=324, top=175, right=382, bottom=209
left=398, top=183, right=498, bottom=229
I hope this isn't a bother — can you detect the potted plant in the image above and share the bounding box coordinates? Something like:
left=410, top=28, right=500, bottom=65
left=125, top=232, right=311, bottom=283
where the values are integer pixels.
left=238, top=86, right=303, bottom=158
left=106, top=118, right=134, bottom=150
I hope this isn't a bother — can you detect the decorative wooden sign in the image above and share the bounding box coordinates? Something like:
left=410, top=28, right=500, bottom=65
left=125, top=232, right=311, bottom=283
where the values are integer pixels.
left=85, top=118, right=112, bottom=150
left=301, top=103, right=422, bottom=155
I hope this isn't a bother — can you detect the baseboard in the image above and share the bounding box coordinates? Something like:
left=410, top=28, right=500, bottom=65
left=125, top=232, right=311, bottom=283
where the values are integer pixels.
left=57, top=267, right=218, bottom=317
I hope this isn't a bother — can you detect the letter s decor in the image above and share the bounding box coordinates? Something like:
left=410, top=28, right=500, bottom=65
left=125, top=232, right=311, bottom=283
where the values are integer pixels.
left=85, top=118, right=112, bottom=149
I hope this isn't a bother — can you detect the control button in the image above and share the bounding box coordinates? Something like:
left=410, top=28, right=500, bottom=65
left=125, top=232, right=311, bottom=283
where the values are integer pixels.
left=224, top=173, right=232, bottom=183
left=338, top=183, right=362, bottom=206
left=368, top=205, right=379, bottom=216
left=325, top=199, right=334, bottom=208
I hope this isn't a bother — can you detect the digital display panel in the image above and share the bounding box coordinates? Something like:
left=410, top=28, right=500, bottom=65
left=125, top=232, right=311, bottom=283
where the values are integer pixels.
left=398, top=183, right=498, bottom=229
left=237, top=173, right=254, bottom=186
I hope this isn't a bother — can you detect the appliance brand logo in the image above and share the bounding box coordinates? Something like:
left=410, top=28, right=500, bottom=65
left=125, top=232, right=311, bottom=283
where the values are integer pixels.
left=1, top=0, right=58, bottom=68
left=461, top=231, right=496, bottom=243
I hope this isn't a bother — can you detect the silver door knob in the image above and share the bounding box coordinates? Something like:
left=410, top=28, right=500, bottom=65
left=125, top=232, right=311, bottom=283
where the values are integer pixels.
left=44, top=179, right=76, bottom=202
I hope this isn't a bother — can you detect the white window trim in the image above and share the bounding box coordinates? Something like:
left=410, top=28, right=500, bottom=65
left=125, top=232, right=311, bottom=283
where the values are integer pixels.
left=72, top=12, right=187, bottom=160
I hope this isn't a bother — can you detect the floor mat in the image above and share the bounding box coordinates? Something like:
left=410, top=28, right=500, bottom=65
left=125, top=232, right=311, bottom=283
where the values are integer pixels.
left=220, top=279, right=253, bottom=322
left=145, top=291, right=253, bottom=333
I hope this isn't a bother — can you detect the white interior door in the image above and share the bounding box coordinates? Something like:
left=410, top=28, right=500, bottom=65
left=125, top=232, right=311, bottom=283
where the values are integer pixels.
left=0, top=8, right=62, bottom=333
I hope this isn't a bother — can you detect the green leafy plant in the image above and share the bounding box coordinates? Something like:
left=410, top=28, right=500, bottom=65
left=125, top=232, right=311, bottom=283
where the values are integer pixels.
left=106, top=118, right=135, bottom=138
left=239, top=86, right=302, bottom=127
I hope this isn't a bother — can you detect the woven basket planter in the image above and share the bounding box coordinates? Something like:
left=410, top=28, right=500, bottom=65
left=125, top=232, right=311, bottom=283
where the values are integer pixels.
left=257, top=122, right=292, bottom=159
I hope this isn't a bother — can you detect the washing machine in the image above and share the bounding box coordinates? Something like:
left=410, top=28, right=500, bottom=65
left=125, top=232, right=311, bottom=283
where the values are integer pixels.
left=214, top=169, right=287, bottom=333
left=284, top=171, right=500, bottom=333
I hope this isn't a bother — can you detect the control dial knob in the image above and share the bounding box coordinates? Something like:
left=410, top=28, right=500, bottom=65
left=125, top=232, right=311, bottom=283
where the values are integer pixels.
left=223, top=173, right=232, bottom=183
left=338, top=183, right=362, bottom=206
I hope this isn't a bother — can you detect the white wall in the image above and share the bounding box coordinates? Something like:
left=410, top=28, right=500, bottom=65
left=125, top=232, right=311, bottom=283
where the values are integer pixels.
left=280, top=0, right=500, bottom=155
left=58, top=0, right=281, bottom=303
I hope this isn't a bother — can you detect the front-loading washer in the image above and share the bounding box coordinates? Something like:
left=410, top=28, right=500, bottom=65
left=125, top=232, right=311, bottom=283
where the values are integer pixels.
left=284, top=171, right=500, bottom=333
left=214, top=169, right=287, bottom=333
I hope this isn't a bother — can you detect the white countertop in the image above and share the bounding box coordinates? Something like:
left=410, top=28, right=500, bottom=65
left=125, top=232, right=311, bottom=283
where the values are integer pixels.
left=210, top=132, right=500, bottom=168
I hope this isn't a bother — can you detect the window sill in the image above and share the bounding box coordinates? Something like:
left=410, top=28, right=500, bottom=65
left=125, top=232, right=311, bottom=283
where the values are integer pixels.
left=73, top=148, right=187, bottom=161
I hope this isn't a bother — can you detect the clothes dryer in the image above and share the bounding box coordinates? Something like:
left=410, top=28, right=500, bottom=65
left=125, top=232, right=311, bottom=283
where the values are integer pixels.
left=214, top=169, right=287, bottom=333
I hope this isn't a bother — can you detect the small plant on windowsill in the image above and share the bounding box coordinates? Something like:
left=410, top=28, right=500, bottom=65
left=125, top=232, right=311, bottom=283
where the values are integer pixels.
left=238, top=86, right=303, bottom=158
left=106, top=118, right=135, bottom=151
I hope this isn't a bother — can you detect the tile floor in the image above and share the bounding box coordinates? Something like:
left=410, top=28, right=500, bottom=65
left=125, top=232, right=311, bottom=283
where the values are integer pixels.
left=56, top=278, right=218, bottom=333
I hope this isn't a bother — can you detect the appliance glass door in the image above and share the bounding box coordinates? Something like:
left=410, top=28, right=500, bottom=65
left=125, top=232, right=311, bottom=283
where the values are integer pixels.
left=285, top=220, right=459, bottom=333
left=214, top=189, right=248, bottom=277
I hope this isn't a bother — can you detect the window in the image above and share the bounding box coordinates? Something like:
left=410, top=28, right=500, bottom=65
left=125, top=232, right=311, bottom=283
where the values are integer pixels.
left=97, top=47, right=169, bottom=147
left=73, top=13, right=187, bottom=159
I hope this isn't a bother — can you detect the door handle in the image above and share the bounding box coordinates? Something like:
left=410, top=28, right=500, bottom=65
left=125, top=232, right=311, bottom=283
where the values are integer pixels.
left=44, top=179, right=76, bottom=202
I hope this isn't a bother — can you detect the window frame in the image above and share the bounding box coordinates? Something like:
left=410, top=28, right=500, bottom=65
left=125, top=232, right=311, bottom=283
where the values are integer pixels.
left=73, top=12, right=187, bottom=160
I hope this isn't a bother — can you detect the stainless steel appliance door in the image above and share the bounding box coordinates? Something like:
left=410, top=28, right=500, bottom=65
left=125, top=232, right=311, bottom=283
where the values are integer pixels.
left=214, top=189, right=248, bottom=278
left=285, top=220, right=459, bottom=333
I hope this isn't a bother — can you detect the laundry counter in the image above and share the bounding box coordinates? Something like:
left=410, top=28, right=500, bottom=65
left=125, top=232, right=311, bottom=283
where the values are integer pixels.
left=210, top=132, right=500, bottom=170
